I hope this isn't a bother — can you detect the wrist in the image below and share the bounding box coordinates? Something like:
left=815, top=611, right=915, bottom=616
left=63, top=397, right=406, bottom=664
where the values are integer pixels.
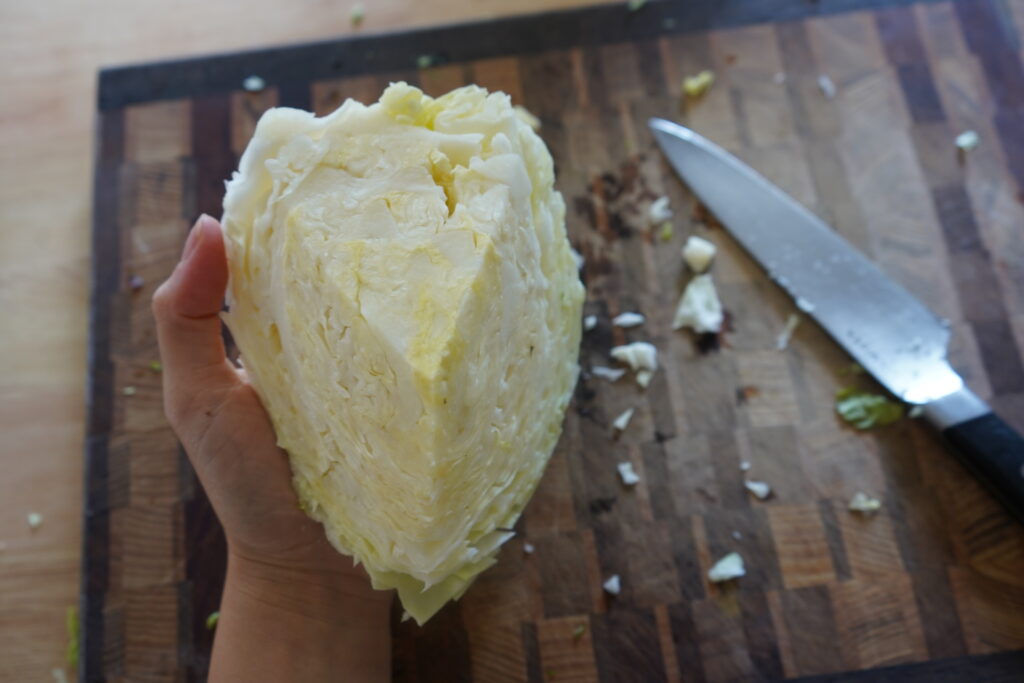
left=211, top=550, right=393, bottom=681
left=226, top=546, right=393, bottom=620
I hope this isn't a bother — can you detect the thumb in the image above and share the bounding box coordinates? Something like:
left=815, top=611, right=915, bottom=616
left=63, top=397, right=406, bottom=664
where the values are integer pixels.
left=153, top=215, right=239, bottom=422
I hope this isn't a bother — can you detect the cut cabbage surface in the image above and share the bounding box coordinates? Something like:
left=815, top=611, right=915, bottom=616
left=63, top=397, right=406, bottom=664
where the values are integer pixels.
left=221, top=82, right=584, bottom=624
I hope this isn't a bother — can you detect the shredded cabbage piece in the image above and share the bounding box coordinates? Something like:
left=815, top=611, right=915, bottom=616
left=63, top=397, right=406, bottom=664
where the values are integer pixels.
left=835, top=388, right=903, bottom=429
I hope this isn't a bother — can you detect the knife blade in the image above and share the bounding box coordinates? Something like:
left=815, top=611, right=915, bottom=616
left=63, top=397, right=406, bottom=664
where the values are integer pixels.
left=650, top=117, right=1024, bottom=524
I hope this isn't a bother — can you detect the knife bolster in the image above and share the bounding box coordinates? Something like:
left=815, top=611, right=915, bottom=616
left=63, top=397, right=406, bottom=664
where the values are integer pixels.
left=922, top=386, right=989, bottom=429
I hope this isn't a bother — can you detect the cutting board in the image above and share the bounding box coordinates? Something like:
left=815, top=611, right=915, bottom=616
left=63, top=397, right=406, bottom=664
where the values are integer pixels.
left=84, top=0, right=1024, bottom=680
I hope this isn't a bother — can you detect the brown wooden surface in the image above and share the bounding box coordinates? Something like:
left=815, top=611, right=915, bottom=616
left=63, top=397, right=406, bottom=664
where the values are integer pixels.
left=88, top=0, right=1024, bottom=680
left=0, top=0, right=606, bottom=679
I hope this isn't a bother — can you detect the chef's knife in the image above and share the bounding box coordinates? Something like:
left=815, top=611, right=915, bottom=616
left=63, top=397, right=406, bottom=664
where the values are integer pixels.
left=650, top=118, right=1024, bottom=524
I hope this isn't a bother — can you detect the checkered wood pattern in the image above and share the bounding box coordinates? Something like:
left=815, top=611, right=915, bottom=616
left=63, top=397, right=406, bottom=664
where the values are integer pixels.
left=87, top=1, right=1024, bottom=680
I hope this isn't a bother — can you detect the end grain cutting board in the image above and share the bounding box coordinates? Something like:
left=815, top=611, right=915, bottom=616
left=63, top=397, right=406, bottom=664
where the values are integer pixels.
left=85, top=0, right=1024, bottom=680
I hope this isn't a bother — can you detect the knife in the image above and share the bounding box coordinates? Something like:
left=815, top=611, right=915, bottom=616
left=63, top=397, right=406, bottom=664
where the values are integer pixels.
left=650, top=118, right=1024, bottom=524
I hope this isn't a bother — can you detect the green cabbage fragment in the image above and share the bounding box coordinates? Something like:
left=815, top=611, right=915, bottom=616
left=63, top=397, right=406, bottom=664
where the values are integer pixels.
left=835, top=388, right=903, bottom=429
left=66, top=606, right=79, bottom=670
left=206, top=611, right=220, bottom=630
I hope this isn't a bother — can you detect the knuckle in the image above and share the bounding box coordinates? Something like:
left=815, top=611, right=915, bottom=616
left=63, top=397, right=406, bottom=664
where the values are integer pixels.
left=151, top=283, right=174, bottom=319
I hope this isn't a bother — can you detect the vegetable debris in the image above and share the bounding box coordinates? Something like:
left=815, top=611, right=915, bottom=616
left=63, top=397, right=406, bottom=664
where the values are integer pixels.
left=149, top=360, right=163, bottom=373
left=658, top=222, right=674, bottom=242
left=612, top=312, right=645, bottom=328
left=584, top=315, right=598, bottom=331
left=835, top=388, right=903, bottom=429
left=242, top=75, right=266, bottom=93
left=817, top=74, right=836, bottom=99
left=66, top=606, right=79, bottom=670
left=617, top=462, right=640, bottom=486
left=708, top=552, right=745, bottom=582
left=122, top=386, right=137, bottom=396
left=683, top=70, right=715, bottom=98
left=612, top=408, right=635, bottom=433
left=27, top=512, right=43, bottom=530
left=350, top=3, right=365, bottom=26
left=636, top=369, right=653, bottom=389
left=673, top=274, right=723, bottom=333
left=776, top=313, right=801, bottom=350
left=682, top=235, right=716, bottom=273
left=739, top=461, right=751, bottom=472
left=627, top=0, right=648, bottom=11
left=848, top=492, right=882, bottom=513
left=591, top=366, right=627, bottom=382
left=649, top=196, right=673, bottom=224
left=955, top=130, right=979, bottom=152
left=206, top=611, right=220, bottom=630
left=744, top=480, right=772, bottom=500
left=611, top=342, right=658, bottom=373
left=603, top=574, right=622, bottom=595
left=523, top=542, right=535, bottom=554
left=572, top=623, right=587, bottom=640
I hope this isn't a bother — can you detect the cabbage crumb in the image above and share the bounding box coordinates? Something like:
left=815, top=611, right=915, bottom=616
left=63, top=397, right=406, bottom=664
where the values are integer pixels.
left=242, top=75, right=266, bottom=93
left=66, top=606, right=79, bottom=670
left=708, top=552, right=745, bottom=582
left=610, top=342, right=658, bottom=372
left=683, top=70, right=715, bottom=98
left=350, top=3, right=365, bottom=26
left=612, top=408, right=635, bottom=433
left=27, top=512, right=43, bottom=530
left=835, top=388, right=903, bottom=429
left=612, top=312, right=645, bottom=328
left=649, top=196, right=673, bottom=224
left=673, top=274, right=723, bottom=333
left=682, top=235, right=716, bottom=273
left=776, top=313, right=801, bottom=350
left=744, top=480, right=772, bottom=500
left=617, top=462, right=640, bottom=486
left=955, top=130, right=979, bottom=152
left=591, top=366, right=626, bottom=382
left=849, top=492, right=882, bottom=513
left=206, top=611, right=220, bottom=630
left=818, top=74, right=836, bottom=99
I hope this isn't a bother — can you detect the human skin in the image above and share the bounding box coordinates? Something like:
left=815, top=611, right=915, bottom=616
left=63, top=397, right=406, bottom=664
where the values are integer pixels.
left=152, top=214, right=393, bottom=682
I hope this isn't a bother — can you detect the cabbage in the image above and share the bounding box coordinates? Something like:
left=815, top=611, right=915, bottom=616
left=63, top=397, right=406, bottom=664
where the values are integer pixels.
left=221, top=82, right=584, bottom=623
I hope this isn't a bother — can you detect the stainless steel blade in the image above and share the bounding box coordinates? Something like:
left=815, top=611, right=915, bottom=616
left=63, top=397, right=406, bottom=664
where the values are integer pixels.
left=650, top=118, right=961, bottom=404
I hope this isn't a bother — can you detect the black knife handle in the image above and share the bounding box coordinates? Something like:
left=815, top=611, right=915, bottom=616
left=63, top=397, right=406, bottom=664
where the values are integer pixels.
left=943, top=412, right=1024, bottom=525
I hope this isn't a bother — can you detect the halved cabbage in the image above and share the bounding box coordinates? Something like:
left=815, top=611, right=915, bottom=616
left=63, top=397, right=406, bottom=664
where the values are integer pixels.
left=221, top=82, right=583, bottom=623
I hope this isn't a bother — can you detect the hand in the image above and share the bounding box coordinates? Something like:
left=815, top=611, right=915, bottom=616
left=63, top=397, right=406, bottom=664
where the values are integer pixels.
left=153, top=214, right=391, bottom=681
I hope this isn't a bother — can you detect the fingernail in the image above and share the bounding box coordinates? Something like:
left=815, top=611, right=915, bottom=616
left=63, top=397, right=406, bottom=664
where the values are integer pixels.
left=182, top=214, right=211, bottom=261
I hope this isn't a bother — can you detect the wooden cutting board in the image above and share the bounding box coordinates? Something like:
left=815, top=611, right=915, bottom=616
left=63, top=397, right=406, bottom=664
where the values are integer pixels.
left=84, top=0, right=1024, bottom=680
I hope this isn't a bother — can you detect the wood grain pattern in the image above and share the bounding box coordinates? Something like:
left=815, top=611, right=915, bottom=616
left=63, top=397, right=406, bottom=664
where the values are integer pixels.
left=84, top=0, right=1024, bottom=680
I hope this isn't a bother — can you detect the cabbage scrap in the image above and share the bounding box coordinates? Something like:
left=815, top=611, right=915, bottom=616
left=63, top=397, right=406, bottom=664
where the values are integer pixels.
left=708, top=552, right=745, bottom=582
left=835, top=388, right=903, bottom=429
